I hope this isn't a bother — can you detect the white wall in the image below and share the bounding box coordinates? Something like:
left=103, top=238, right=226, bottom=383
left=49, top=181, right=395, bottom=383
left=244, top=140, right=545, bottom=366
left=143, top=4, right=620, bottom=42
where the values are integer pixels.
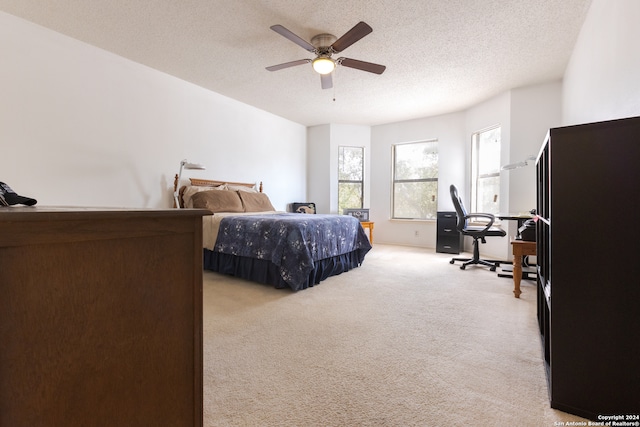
left=369, top=92, right=513, bottom=253
left=509, top=81, right=562, bottom=214
left=0, top=12, right=306, bottom=210
left=464, top=91, right=512, bottom=212
left=563, top=0, right=640, bottom=125
left=363, top=0, right=640, bottom=252
left=368, top=83, right=562, bottom=257
left=370, top=112, right=466, bottom=248
left=462, top=91, right=512, bottom=259
left=307, top=125, right=331, bottom=212
left=466, top=83, right=562, bottom=260
left=306, top=124, right=371, bottom=214
left=10, top=0, right=640, bottom=250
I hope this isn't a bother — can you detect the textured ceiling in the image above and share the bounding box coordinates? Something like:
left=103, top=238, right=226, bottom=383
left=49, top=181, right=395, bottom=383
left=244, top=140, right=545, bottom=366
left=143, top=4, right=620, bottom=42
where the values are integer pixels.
left=0, top=0, right=592, bottom=126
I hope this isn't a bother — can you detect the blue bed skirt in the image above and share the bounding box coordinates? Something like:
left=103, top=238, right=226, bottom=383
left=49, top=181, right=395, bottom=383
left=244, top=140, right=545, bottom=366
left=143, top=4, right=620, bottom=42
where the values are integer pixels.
left=203, top=249, right=366, bottom=291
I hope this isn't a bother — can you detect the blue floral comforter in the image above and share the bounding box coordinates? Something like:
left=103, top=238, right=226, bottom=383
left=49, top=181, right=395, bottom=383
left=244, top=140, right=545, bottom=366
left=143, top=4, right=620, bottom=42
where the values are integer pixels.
left=213, top=213, right=371, bottom=288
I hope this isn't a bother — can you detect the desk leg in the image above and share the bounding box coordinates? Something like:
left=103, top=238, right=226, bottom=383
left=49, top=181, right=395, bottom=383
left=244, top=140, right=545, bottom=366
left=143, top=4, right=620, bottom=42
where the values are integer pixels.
left=512, top=252, right=522, bottom=298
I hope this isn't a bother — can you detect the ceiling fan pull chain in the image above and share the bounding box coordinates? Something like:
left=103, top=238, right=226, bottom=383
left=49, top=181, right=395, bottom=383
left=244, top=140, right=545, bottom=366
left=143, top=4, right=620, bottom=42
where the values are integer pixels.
left=333, top=69, right=338, bottom=101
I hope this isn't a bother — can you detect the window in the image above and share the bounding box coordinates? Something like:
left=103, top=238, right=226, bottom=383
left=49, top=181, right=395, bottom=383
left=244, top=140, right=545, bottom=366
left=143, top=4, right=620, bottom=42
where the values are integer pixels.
left=471, top=126, right=501, bottom=214
left=338, top=146, right=364, bottom=214
left=392, top=140, right=438, bottom=220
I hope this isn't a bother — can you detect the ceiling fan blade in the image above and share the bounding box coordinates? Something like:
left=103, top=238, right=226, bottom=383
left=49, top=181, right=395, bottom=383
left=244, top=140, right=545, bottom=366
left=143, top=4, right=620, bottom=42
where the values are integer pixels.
left=270, top=25, right=316, bottom=52
left=331, top=21, right=373, bottom=53
left=321, top=73, right=333, bottom=90
left=266, top=59, right=311, bottom=72
left=339, top=58, right=386, bottom=74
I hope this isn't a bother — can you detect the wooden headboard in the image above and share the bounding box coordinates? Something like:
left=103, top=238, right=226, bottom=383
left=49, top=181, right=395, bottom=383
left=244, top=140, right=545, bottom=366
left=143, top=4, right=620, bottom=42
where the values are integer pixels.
left=173, top=175, right=263, bottom=207
left=185, top=178, right=262, bottom=191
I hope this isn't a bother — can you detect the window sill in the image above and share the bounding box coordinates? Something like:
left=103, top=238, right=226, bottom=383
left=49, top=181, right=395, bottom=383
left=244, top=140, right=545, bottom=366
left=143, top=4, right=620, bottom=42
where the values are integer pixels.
left=389, top=218, right=436, bottom=223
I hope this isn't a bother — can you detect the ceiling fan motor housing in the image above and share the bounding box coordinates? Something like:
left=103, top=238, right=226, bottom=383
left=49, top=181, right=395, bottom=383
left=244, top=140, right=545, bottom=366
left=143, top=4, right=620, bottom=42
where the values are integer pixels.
left=311, top=33, right=337, bottom=51
left=310, top=34, right=337, bottom=75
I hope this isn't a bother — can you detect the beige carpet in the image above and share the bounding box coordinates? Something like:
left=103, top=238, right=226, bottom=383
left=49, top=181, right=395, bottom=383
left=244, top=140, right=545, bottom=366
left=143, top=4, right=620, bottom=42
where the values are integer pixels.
left=202, top=244, right=588, bottom=426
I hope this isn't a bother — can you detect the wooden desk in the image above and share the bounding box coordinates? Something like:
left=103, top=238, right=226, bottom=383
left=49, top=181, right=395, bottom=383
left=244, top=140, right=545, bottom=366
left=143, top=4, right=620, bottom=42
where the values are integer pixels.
left=360, top=221, right=374, bottom=244
left=511, top=240, right=536, bottom=298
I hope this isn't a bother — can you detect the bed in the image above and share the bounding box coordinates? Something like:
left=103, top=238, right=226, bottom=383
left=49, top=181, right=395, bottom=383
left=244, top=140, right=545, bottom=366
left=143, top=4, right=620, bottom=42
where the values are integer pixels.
left=175, top=177, right=372, bottom=291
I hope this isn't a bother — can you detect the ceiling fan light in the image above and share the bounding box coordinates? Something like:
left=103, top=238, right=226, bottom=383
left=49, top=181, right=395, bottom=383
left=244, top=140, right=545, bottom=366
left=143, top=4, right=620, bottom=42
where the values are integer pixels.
left=312, top=57, right=335, bottom=74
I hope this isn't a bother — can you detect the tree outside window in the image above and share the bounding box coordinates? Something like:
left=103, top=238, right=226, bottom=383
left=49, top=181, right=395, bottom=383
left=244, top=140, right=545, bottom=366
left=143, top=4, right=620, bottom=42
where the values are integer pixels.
left=392, top=140, right=438, bottom=220
left=338, top=146, right=364, bottom=214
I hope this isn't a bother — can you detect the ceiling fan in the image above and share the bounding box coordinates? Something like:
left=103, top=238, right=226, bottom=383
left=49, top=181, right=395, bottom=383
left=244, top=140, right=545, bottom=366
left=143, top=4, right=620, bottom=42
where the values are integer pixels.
left=265, top=21, right=386, bottom=90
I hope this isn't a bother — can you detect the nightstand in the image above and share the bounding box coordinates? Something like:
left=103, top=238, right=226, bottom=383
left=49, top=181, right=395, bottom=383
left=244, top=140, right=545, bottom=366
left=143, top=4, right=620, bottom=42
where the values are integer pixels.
left=360, top=221, right=374, bottom=244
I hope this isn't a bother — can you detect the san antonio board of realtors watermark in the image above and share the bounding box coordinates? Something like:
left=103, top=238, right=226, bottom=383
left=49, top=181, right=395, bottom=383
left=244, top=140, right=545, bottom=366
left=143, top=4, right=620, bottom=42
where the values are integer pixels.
left=554, top=414, right=640, bottom=426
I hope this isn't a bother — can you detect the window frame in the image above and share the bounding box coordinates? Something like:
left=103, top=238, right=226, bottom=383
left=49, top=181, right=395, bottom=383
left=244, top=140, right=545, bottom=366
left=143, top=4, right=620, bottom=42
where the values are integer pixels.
left=338, top=145, right=365, bottom=214
left=391, top=139, right=439, bottom=220
left=471, top=125, right=501, bottom=214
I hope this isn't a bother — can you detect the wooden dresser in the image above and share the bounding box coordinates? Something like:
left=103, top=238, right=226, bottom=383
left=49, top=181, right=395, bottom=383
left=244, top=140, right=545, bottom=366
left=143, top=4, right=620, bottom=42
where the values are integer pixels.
left=0, top=207, right=210, bottom=427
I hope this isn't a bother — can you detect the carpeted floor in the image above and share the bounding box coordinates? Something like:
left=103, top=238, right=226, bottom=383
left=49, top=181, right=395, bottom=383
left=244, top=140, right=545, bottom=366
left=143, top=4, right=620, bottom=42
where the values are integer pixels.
left=202, top=244, right=588, bottom=426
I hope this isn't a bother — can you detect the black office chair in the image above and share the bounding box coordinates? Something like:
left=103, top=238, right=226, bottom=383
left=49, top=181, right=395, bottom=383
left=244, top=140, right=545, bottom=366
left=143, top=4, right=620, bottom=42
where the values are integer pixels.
left=449, top=184, right=506, bottom=271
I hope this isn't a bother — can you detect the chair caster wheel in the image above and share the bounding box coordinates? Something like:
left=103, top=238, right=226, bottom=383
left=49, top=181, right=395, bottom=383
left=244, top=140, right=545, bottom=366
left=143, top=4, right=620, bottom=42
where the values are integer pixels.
left=450, top=260, right=455, bottom=264
left=490, top=266, right=496, bottom=272
left=460, top=265, right=466, bottom=270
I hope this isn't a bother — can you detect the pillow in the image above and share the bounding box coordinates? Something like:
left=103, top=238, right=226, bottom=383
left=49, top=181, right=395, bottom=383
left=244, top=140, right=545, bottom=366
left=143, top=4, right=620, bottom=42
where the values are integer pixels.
left=182, top=184, right=226, bottom=208
left=191, top=189, right=244, bottom=213
left=238, top=191, right=276, bottom=212
left=226, top=184, right=258, bottom=193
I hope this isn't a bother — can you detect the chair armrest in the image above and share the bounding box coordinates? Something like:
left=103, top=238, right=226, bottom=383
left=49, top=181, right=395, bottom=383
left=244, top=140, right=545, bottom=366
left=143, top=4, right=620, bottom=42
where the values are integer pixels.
left=465, top=213, right=495, bottom=232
